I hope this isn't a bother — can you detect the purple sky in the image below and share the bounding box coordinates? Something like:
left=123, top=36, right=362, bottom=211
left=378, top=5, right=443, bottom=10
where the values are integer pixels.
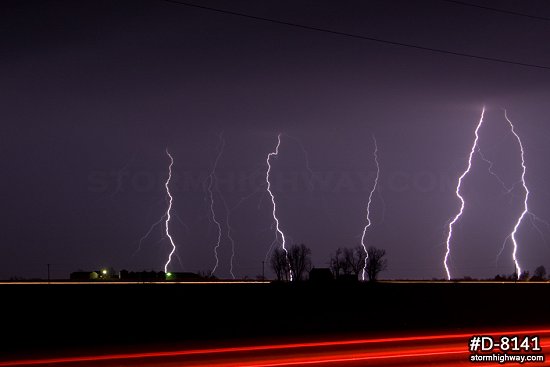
left=2, top=0, right=550, bottom=279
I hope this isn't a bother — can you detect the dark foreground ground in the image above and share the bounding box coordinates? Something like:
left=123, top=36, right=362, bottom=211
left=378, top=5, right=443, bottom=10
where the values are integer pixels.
left=1, top=281, right=549, bottom=358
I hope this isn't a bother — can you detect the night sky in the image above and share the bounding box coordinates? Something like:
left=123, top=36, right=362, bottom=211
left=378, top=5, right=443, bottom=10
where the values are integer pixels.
left=2, top=0, right=550, bottom=280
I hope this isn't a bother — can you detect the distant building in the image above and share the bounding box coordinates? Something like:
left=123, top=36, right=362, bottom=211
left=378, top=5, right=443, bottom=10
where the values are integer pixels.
left=309, top=268, right=334, bottom=282
left=165, top=272, right=203, bottom=281
left=119, top=270, right=165, bottom=282
left=70, top=271, right=99, bottom=280
left=70, top=270, right=204, bottom=282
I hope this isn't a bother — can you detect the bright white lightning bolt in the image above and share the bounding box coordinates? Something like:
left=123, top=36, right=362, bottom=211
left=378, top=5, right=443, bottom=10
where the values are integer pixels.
left=134, top=194, right=189, bottom=260
left=266, top=133, right=293, bottom=281
left=503, top=110, right=529, bottom=279
left=360, top=135, right=380, bottom=281
left=208, top=134, right=225, bottom=277
left=478, top=141, right=547, bottom=273
left=263, top=134, right=316, bottom=264
left=163, top=149, right=177, bottom=273
left=459, top=110, right=545, bottom=278
left=477, top=148, right=521, bottom=268
left=444, top=107, right=485, bottom=280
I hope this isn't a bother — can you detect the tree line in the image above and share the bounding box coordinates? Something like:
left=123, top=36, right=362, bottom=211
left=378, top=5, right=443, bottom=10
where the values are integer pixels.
left=270, top=244, right=387, bottom=282
left=493, top=265, right=547, bottom=282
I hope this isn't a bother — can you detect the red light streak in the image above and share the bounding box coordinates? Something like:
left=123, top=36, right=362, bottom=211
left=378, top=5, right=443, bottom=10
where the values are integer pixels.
left=1, top=329, right=548, bottom=366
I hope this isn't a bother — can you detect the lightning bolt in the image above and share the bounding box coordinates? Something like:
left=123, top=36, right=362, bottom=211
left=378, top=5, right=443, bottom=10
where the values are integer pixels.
left=210, top=133, right=237, bottom=279
left=264, top=134, right=317, bottom=264
left=477, top=110, right=544, bottom=279
left=163, top=149, right=177, bottom=273
left=444, top=107, right=485, bottom=280
left=134, top=151, right=183, bottom=269
left=208, top=134, right=225, bottom=277
left=478, top=140, right=546, bottom=275
left=266, top=133, right=293, bottom=281
left=477, top=149, right=518, bottom=195
left=477, top=148, right=522, bottom=269
left=218, top=194, right=236, bottom=279
left=502, top=110, right=529, bottom=279
left=360, top=135, right=380, bottom=281
left=133, top=215, right=166, bottom=257
left=264, top=222, right=280, bottom=266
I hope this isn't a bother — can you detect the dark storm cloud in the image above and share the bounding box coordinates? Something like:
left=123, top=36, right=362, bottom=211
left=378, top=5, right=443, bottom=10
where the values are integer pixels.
left=1, top=0, right=550, bottom=279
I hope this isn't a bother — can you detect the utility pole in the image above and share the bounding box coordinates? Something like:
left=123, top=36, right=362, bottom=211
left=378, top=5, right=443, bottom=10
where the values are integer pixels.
left=47, top=264, right=50, bottom=284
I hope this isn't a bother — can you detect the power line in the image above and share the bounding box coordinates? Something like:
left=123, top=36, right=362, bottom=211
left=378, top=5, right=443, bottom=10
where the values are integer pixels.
left=438, top=0, right=550, bottom=22
left=160, top=0, right=550, bottom=71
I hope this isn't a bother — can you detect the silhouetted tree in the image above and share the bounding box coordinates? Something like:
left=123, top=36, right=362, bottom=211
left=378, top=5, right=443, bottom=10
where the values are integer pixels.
left=270, top=248, right=290, bottom=281
left=519, top=270, right=530, bottom=281
left=532, top=265, right=547, bottom=281
left=344, top=246, right=367, bottom=278
left=365, top=246, right=387, bottom=282
left=329, top=248, right=350, bottom=278
left=495, top=273, right=516, bottom=281
left=330, top=246, right=367, bottom=279
left=198, top=270, right=217, bottom=280
left=288, top=243, right=312, bottom=281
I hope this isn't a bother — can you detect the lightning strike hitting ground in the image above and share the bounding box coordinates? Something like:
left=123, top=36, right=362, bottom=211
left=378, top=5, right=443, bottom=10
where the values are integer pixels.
left=263, top=134, right=318, bottom=264
left=163, top=149, right=177, bottom=273
left=208, top=134, right=225, bottom=277
left=360, top=136, right=380, bottom=281
left=461, top=111, right=546, bottom=277
left=134, top=152, right=182, bottom=265
left=478, top=144, right=548, bottom=271
left=503, top=110, right=529, bottom=278
left=444, top=107, right=485, bottom=280
left=266, top=133, right=293, bottom=281
left=477, top=148, right=521, bottom=269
